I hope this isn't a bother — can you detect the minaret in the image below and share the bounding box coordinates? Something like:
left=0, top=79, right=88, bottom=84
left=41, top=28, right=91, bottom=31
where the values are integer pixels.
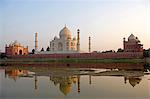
left=123, top=37, right=125, bottom=51
left=89, top=36, right=91, bottom=53
left=35, top=32, right=38, bottom=51
left=89, top=75, right=92, bottom=84
left=34, top=74, right=38, bottom=90
left=77, top=29, right=80, bottom=52
left=124, top=77, right=127, bottom=84
left=77, top=75, right=80, bottom=93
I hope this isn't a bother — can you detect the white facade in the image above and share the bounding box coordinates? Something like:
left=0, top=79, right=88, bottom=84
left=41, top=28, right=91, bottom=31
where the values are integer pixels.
left=50, top=26, right=78, bottom=52
left=35, top=26, right=83, bottom=54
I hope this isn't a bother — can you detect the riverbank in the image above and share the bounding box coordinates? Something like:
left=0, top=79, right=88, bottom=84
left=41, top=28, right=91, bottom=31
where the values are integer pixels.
left=0, top=58, right=144, bottom=65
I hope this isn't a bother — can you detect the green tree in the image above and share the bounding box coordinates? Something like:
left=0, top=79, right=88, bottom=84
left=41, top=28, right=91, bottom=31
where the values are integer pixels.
left=143, top=49, right=149, bottom=57
left=46, top=46, right=50, bottom=51
left=0, top=53, right=7, bottom=59
left=117, top=48, right=124, bottom=52
left=41, top=48, right=44, bottom=51
left=32, top=49, right=35, bottom=54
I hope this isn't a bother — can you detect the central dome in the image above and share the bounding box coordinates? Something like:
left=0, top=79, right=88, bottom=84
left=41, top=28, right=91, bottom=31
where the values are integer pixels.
left=128, top=34, right=136, bottom=41
left=59, top=26, right=72, bottom=39
left=11, top=40, right=21, bottom=46
left=128, top=34, right=139, bottom=42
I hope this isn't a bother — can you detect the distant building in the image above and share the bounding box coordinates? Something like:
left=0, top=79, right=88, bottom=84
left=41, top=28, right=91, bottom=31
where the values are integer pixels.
left=123, top=34, right=143, bottom=52
left=5, top=40, right=29, bottom=56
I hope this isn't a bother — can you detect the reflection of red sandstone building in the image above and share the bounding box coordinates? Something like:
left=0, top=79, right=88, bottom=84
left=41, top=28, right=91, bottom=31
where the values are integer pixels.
left=123, top=34, right=143, bottom=52
left=124, top=77, right=142, bottom=87
left=5, top=69, right=29, bottom=81
left=5, top=41, right=29, bottom=55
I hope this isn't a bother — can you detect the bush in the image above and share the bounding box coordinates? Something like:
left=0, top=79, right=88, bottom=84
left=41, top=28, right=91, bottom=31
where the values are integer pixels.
left=0, top=53, right=7, bottom=59
left=143, top=49, right=150, bottom=57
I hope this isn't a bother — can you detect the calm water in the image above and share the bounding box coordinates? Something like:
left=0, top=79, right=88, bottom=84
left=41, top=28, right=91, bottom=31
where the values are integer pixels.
left=0, top=63, right=150, bottom=99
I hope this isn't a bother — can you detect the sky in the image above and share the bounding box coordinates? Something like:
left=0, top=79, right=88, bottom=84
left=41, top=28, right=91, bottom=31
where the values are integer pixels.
left=0, top=0, right=150, bottom=52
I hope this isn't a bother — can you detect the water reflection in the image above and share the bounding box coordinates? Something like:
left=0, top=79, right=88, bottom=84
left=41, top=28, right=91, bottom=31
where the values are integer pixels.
left=50, top=75, right=80, bottom=95
left=5, top=69, right=30, bottom=81
left=124, top=77, right=141, bottom=87
left=4, top=68, right=81, bottom=96
left=1, top=63, right=150, bottom=99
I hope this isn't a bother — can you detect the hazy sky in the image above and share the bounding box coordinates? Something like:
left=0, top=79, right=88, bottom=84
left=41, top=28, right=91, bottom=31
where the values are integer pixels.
left=0, top=0, right=150, bottom=52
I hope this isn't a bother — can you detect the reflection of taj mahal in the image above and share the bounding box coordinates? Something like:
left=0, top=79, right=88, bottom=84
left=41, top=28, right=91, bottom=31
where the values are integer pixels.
left=50, top=75, right=81, bottom=96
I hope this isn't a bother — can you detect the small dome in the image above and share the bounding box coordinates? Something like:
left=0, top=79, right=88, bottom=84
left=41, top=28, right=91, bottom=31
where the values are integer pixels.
left=135, top=37, right=140, bottom=42
left=9, top=42, right=13, bottom=46
left=54, top=36, right=58, bottom=40
left=59, top=26, right=72, bottom=39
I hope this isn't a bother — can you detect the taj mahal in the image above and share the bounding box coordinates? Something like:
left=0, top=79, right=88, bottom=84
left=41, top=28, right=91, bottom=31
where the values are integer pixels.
left=35, top=25, right=82, bottom=54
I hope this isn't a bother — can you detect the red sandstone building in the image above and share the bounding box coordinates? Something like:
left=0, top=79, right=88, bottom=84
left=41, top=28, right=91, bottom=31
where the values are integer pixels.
left=5, top=41, right=29, bottom=56
left=123, top=34, right=143, bottom=52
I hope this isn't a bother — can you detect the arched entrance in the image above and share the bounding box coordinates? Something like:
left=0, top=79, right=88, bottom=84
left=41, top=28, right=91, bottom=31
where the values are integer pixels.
left=19, top=50, right=22, bottom=55
left=58, top=42, right=63, bottom=51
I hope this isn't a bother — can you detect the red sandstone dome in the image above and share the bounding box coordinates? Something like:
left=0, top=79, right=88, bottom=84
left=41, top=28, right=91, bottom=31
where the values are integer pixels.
left=128, top=34, right=140, bottom=42
left=9, top=40, right=21, bottom=47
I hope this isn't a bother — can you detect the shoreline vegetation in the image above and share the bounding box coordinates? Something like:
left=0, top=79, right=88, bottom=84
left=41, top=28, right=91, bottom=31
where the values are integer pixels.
left=0, top=58, right=145, bottom=64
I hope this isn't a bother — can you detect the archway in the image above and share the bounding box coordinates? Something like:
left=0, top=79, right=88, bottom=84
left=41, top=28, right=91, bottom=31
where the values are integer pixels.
left=19, top=50, right=22, bottom=55
left=58, top=42, right=63, bottom=51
